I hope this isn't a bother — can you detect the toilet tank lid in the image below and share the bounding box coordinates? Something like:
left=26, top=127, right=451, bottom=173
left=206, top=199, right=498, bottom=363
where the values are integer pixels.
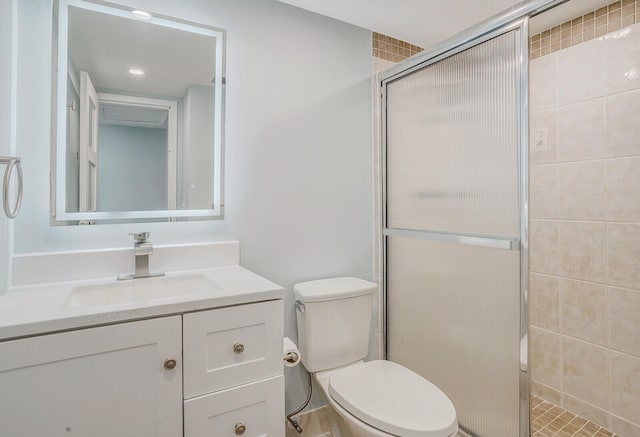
left=294, top=277, right=377, bottom=303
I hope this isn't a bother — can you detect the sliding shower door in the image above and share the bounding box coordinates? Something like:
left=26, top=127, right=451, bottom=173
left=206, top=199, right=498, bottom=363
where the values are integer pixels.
left=382, top=20, right=528, bottom=437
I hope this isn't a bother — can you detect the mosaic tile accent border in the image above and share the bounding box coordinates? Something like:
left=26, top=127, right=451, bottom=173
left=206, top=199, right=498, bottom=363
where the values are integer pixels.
left=372, top=32, right=423, bottom=62
left=530, top=0, right=640, bottom=59
left=531, top=396, right=621, bottom=437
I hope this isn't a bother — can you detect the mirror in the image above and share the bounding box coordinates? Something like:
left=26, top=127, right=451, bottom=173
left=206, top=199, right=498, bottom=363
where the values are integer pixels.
left=52, top=0, right=225, bottom=223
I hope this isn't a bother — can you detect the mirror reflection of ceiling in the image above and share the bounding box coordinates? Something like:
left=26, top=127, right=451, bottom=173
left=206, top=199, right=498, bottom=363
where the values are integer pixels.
left=99, top=104, right=169, bottom=129
left=68, top=6, right=216, bottom=98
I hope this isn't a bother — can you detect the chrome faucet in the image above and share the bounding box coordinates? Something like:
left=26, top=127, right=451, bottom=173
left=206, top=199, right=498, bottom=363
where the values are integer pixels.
left=118, top=232, right=164, bottom=280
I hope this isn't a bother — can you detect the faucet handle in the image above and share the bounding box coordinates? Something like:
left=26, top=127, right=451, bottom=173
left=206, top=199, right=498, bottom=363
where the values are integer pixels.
left=128, top=232, right=150, bottom=243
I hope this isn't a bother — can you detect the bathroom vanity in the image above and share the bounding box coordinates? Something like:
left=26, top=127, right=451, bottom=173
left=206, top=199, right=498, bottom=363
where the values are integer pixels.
left=0, top=266, right=285, bottom=437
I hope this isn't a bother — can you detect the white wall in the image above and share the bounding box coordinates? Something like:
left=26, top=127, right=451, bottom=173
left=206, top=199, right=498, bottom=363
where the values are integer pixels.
left=97, top=124, right=168, bottom=211
left=0, top=0, right=15, bottom=291
left=14, top=0, right=373, bottom=412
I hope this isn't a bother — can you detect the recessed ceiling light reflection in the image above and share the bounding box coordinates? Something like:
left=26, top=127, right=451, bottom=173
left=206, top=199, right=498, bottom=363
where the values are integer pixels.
left=128, top=68, right=145, bottom=76
left=132, top=10, right=152, bottom=20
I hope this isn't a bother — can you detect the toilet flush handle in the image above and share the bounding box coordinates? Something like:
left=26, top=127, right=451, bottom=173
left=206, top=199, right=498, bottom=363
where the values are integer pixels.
left=295, top=300, right=305, bottom=313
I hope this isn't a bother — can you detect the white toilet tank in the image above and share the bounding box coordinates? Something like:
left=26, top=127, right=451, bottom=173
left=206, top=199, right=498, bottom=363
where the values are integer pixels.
left=294, top=277, right=377, bottom=373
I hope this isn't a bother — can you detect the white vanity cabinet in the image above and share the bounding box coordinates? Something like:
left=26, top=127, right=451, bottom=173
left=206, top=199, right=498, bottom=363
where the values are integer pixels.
left=0, top=299, right=284, bottom=437
left=183, top=300, right=284, bottom=437
left=0, top=316, right=183, bottom=437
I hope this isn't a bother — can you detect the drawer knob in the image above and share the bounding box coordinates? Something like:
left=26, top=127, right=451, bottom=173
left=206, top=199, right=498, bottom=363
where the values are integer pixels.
left=163, top=358, right=177, bottom=370
left=233, top=343, right=245, bottom=354
left=234, top=423, right=246, bottom=435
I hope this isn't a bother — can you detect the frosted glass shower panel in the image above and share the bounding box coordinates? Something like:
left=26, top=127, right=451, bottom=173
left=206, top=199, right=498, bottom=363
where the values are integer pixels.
left=386, top=32, right=519, bottom=236
left=387, top=236, right=521, bottom=436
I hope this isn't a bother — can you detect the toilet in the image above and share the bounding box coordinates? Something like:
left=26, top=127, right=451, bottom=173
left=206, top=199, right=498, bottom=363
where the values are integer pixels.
left=294, top=277, right=458, bottom=437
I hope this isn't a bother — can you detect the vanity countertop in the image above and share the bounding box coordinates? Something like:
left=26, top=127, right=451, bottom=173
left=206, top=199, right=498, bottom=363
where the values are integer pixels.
left=0, top=265, right=284, bottom=341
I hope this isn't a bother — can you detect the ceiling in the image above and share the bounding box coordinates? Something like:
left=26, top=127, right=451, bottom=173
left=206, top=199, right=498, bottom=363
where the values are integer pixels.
left=69, top=6, right=217, bottom=98
left=277, top=0, right=611, bottom=49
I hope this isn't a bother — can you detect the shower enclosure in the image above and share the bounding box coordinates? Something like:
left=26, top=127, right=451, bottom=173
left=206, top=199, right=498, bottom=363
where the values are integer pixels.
left=380, top=2, right=566, bottom=435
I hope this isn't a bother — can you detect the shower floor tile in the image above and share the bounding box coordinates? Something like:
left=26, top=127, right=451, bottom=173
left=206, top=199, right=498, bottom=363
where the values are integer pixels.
left=531, top=396, right=620, bottom=437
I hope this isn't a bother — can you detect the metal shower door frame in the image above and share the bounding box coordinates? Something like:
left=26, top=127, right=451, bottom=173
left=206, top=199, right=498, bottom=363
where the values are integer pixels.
left=381, top=20, right=529, bottom=434
left=378, top=1, right=568, bottom=434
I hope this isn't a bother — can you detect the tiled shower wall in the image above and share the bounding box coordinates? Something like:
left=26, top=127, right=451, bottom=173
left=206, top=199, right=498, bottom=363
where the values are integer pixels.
left=529, top=17, right=640, bottom=437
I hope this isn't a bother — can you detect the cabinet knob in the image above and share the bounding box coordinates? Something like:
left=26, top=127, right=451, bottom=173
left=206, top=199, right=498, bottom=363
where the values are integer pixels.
left=163, top=358, right=177, bottom=370
left=233, top=343, right=245, bottom=354
left=234, top=423, right=246, bottom=435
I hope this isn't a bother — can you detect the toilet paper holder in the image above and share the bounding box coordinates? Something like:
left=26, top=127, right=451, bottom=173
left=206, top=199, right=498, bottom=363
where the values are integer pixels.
left=284, top=351, right=299, bottom=364
left=283, top=337, right=301, bottom=368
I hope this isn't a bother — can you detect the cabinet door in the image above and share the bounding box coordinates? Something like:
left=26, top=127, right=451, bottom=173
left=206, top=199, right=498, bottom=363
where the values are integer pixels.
left=0, top=316, right=182, bottom=437
left=183, top=300, right=283, bottom=397
left=184, top=375, right=284, bottom=437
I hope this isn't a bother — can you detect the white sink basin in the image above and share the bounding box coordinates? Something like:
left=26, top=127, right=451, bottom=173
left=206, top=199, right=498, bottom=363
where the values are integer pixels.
left=63, top=274, right=219, bottom=310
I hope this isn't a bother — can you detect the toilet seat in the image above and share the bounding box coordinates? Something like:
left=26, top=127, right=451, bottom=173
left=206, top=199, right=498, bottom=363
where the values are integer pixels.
left=328, top=360, right=458, bottom=437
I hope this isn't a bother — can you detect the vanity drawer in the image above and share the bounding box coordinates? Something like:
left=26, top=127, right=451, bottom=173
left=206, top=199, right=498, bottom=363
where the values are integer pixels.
left=184, top=375, right=284, bottom=437
left=183, top=300, right=283, bottom=398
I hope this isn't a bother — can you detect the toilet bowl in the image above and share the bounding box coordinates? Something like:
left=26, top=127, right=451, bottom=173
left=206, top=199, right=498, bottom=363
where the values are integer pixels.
left=315, top=361, right=458, bottom=437
left=294, top=277, right=458, bottom=437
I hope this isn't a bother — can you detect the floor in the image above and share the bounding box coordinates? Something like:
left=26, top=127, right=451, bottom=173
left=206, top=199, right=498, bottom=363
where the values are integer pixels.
left=288, top=397, right=623, bottom=437
left=531, top=396, right=621, bottom=437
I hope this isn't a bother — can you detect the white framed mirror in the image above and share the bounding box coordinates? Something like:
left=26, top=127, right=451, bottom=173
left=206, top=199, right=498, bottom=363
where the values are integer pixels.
left=52, top=0, right=225, bottom=224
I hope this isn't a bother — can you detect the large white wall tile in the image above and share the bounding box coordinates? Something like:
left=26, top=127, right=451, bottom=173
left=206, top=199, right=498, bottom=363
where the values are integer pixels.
left=530, top=273, right=560, bottom=331
left=610, top=414, right=640, bottom=437
left=604, top=25, right=640, bottom=95
left=530, top=165, right=558, bottom=219
left=558, top=161, right=607, bottom=220
left=530, top=54, right=557, bottom=112
left=562, top=337, right=609, bottom=410
left=562, top=394, right=611, bottom=430
left=558, top=222, right=606, bottom=283
left=607, top=156, right=640, bottom=222
left=560, top=279, right=608, bottom=346
left=608, top=223, right=640, bottom=290
left=557, top=41, right=604, bottom=105
left=610, top=351, right=640, bottom=425
left=530, top=220, right=558, bottom=275
left=606, top=90, right=640, bottom=157
left=557, top=99, right=607, bottom=162
left=609, top=287, right=640, bottom=357
left=530, top=327, right=562, bottom=390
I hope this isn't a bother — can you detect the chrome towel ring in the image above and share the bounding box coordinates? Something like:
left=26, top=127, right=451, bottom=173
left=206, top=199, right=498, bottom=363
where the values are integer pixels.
left=0, top=156, right=23, bottom=219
